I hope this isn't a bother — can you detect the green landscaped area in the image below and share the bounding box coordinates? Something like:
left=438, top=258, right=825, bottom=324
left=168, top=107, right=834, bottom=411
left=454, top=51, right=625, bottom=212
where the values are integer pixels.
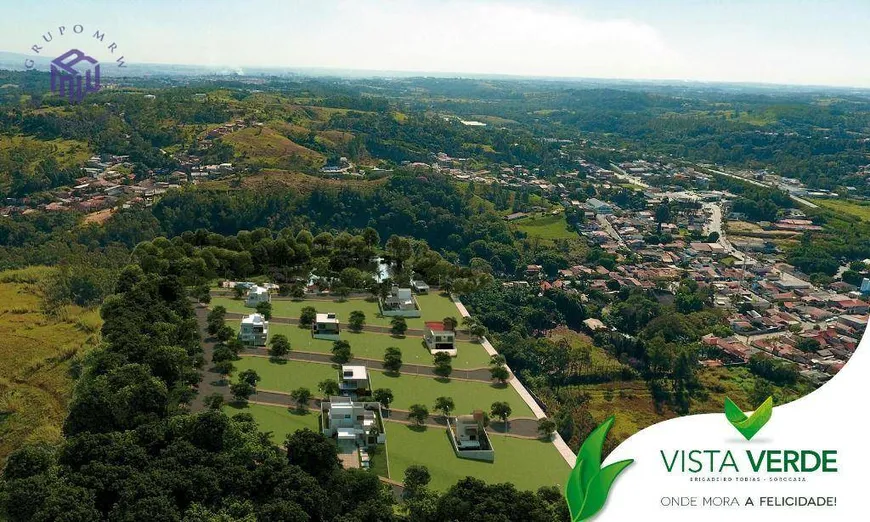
left=383, top=421, right=569, bottom=492
left=211, top=291, right=463, bottom=330
left=235, top=356, right=339, bottom=394
left=512, top=213, right=576, bottom=240
left=234, top=358, right=534, bottom=419
left=266, top=323, right=492, bottom=369
left=812, top=198, right=870, bottom=221
left=224, top=402, right=319, bottom=444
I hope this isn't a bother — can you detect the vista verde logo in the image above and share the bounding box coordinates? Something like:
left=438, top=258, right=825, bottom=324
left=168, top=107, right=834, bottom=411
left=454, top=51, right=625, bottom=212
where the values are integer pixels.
left=660, top=397, right=838, bottom=474
left=725, top=396, right=773, bottom=441
left=565, top=416, right=633, bottom=522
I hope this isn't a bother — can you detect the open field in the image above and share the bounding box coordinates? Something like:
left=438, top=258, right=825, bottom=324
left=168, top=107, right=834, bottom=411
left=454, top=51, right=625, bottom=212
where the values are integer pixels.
left=222, top=126, right=325, bottom=170
left=0, top=267, right=102, bottom=462
left=812, top=198, right=870, bottom=221
left=234, top=358, right=533, bottom=419
left=224, top=402, right=319, bottom=444
left=212, top=291, right=464, bottom=330
left=235, top=357, right=339, bottom=395
left=266, top=323, right=492, bottom=369
left=513, top=213, right=576, bottom=240
left=384, top=421, right=569, bottom=492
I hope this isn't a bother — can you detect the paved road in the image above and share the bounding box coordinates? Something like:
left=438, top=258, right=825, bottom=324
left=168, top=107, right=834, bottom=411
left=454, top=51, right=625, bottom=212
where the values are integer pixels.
left=250, top=389, right=542, bottom=438
left=191, top=304, right=229, bottom=411
left=597, top=214, right=626, bottom=248
left=707, top=168, right=819, bottom=209
left=223, top=311, right=475, bottom=342
left=242, top=349, right=496, bottom=381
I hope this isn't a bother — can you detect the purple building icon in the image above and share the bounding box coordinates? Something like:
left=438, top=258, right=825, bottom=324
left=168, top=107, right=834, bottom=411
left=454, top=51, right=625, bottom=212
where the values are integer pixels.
left=50, top=49, right=101, bottom=103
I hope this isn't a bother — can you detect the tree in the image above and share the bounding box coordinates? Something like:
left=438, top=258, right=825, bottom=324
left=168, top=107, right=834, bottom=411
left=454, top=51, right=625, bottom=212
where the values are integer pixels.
left=268, top=334, right=291, bottom=358
left=408, top=404, right=429, bottom=426
left=318, top=378, right=340, bottom=397
left=373, top=388, right=394, bottom=409
left=489, top=364, right=510, bottom=384
left=284, top=428, right=340, bottom=483
left=433, top=352, right=453, bottom=378
left=795, top=337, right=821, bottom=353
left=290, top=387, right=312, bottom=412
left=442, top=316, right=458, bottom=331
left=206, top=306, right=227, bottom=335
left=214, top=360, right=235, bottom=383
left=390, top=316, right=407, bottom=336
left=403, top=465, right=431, bottom=500
left=237, top=368, right=261, bottom=387
left=255, top=301, right=273, bottom=320
left=230, top=381, right=255, bottom=404
left=433, top=396, right=455, bottom=418
left=537, top=418, right=556, bottom=439
left=707, top=231, right=720, bottom=243
left=349, top=310, right=366, bottom=332
left=469, top=322, right=488, bottom=341
left=383, top=346, right=402, bottom=373
left=331, top=340, right=353, bottom=364
left=299, top=306, right=317, bottom=326
left=204, top=393, right=224, bottom=410
left=216, top=324, right=235, bottom=343
left=490, top=402, right=512, bottom=428
left=233, top=284, right=245, bottom=299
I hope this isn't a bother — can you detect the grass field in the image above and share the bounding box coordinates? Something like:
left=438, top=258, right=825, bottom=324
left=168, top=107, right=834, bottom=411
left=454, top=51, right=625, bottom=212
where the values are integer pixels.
left=235, top=356, right=339, bottom=394
left=212, top=291, right=464, bottom=330
left=812, top=198, right=870, bottom=221
left=265, top=323, right=492, bottom=369
left=384, top=421, right=569, bottom=492
left=235, top=358, right=533, bottom=418
left=513, top=213, right=576, bottom=240
left=224, top=402, right=319, bottom=444
left=222, top=126, right=324, bottom=171
left=0, top=267, right=102, bottom=462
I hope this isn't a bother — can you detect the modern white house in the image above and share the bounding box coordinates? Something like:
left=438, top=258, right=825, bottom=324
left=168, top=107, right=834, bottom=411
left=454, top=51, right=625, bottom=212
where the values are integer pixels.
left=312, top=312, right=341, bottom=340
left=238, top=313, right=268, bottom=346
left=446, top=410, right=494, bottom=462
left=424, top=321, right=457, bottom=356
left=380, top=286, right=421, bottom=317
left=339, top=365, right=371, bottom=395
left=244, top=285, right=271, bottom=308
left=411, top=279, right=430, bottom=294
left=321, top=396, right=386, bottom=469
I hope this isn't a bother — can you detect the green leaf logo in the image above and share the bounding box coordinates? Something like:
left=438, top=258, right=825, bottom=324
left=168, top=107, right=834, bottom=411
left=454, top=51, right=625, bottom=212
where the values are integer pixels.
left=724, top=396, right=773, bottom=441
left=565, top=416, right=633, bottom=522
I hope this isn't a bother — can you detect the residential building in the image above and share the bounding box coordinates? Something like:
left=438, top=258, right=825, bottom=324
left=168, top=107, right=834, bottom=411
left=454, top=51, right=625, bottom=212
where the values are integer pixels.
left=411, top=280, right=430, bottom=294
left=380, top=286, right=421, bottom=317
left=312, top=313, right=341, bottom=340
left=339, top=365, right=370, bottom=395
left=320, top=396, right=386, bottom=469
left=244, top=285, right=271, bottom=307
left=238, top=313, right=268, bottom=346
left=424, top=322, right=456, bottom=355
left=446, top=410, right=494, bottom=462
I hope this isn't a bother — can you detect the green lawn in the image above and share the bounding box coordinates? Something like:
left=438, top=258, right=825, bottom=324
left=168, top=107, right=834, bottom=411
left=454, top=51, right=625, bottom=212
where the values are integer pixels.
left=224, top=402, right=319, bottom=444
left=235, top=356, right=340, bottom=394
left=384, top=421, right=569, bottom=492
left=370, top=369, right=533, bottom=418
left=235, top=358, right=533, bottom=419
left=513, top=213, right=576, bottom=240
left=813, top=198, right=870, bottom=221
left=266, top=323, right=492, bottom=369
left=212, top=292, right=462, bottom=329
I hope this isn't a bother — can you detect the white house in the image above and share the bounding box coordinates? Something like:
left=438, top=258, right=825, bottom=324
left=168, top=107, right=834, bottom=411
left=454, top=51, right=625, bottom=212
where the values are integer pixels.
left=238, top=313, right=268, bottom=346
left=321, top=396, right=386, bottom=447
left=380, top=286, right=421, bottom=317
left=447, top=410, right=494, bottom=462
left=245, top=285, right=271, bottom=308
left=312, top=312, right=341, bottom=340
left=339, top=365, right=370, bottom=395
left=424, top=321, right=456, bottom=356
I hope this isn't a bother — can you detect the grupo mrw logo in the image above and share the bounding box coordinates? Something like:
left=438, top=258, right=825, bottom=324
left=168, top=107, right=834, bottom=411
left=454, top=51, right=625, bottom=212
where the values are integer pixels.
left=23, top=24, right=129, bottom=103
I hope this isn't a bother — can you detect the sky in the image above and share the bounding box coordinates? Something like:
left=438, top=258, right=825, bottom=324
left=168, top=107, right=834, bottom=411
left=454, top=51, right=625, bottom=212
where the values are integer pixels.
left=1, top=0, right=869, bottom=87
